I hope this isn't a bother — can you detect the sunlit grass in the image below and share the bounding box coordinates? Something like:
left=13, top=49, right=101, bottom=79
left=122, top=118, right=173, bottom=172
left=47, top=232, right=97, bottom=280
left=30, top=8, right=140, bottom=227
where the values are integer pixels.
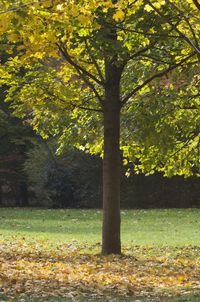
left=0, top=208, right=200, bottom=246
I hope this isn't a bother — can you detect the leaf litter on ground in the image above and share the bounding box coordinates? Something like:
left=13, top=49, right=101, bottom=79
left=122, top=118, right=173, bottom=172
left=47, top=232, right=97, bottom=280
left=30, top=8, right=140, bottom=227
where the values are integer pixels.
left=0, top=239, right=199, bottom=301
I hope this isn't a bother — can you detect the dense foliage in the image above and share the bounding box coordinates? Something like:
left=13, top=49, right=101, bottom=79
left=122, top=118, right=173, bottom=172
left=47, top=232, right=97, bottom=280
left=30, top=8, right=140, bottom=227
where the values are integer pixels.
left=0, top=0, right=199, bottom=176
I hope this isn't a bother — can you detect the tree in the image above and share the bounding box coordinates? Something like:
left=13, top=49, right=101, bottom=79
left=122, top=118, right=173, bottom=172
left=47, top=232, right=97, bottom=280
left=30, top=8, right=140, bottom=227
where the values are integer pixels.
left=24, top=140, right=76, bottom=208
left=0, top=0, right=199, bottom=254
left=0, top=84, right=35, bottom=206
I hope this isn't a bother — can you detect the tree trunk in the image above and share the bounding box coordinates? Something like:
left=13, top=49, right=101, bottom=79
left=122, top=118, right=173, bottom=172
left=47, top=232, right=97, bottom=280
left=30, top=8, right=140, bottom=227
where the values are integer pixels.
left=0, top=183, right=2, bottom=206
left=102, top=62, right=122, bottom=255
left=19, top=181, right=29, bottom=207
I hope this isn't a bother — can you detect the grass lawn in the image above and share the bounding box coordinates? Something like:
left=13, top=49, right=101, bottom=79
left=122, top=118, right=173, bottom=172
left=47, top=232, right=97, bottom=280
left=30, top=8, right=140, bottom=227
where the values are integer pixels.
left=0, top=208, right=200, bottom=301
left=0, top=293, right=200, bottom=302
left=0, top=208, right=200, bottom=246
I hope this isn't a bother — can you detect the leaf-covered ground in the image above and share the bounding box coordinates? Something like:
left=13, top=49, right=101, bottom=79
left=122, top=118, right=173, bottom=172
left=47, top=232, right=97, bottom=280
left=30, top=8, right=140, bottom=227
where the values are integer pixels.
left=0, top=209, right=200, bottom=300
left=0, top=240, right=200, bottom=301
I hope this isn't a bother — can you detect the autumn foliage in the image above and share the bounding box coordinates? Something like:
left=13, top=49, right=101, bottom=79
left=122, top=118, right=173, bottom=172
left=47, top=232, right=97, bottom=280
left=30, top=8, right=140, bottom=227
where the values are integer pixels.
left=0, top=240, right=200, bottom=300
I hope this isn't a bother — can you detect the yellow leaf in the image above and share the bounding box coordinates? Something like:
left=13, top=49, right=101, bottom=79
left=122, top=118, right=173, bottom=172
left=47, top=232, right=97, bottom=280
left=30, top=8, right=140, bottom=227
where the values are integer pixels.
left=144, top=5, right=154, bottom=12
left=8, top=33, right=19, bottom=42
left=77, top=15, right=90, bottom=25
left=123, top=159, right=128, bottom=165
left=113, top=10, right=125, bottom=22
left=29, top=35, right=35, bottom=43
left=57, top=4, right=63, bottom=11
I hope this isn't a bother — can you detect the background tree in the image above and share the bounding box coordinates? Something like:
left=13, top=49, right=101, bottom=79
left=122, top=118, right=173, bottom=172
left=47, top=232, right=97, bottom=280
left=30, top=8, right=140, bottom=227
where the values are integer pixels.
left=24, top=141, right=76, bottom=208
left=0, top=95, right=32, bottom=206
left=0, top=0, right=199, bottom=254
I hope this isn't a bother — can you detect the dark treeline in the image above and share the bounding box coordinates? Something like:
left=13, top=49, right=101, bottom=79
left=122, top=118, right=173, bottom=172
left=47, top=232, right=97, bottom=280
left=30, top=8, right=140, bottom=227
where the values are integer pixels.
left=0, top=87, right=199, bottom=209
left=0, top=144, right=199, bottom=209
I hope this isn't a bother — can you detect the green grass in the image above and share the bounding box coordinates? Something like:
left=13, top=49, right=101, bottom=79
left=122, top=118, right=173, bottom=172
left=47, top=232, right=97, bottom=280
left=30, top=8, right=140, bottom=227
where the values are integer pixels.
left=0, top=208, right=200, bottom=246
left=0, top=295, right=199, bottom=302
left=0, top=293, right=200, bottom=302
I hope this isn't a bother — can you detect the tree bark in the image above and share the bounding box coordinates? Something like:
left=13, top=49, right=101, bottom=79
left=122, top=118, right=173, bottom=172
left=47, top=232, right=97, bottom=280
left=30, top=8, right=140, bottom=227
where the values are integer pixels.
left=102, top=61, right=122, bottom=255
left=0, top=183, right=2, bottom=206
left=19, top=181, right=29, bottom=207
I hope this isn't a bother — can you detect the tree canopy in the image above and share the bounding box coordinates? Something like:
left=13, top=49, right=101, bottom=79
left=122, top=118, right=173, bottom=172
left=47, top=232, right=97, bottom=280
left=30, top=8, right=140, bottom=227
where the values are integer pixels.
left=0, top=0, right=200, bottom=254
left=0, top=0, right=199, bottom=176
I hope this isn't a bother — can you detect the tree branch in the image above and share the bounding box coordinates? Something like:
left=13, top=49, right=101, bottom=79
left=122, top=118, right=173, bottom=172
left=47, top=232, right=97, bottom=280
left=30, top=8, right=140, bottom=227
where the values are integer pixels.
left=138, top=54, right=171, bottom=64
left=146, top=0, right=200, bottom=56
left=116, top=25, right=179, bottom=39
left=57, top=43, right=104, bottom=104
left=166, top=0, right=199, bottom=47
left=0, top=169, right=18, bottom=174
left=84, top=40, right=105, bottom=84
left=43, top=88, right=102, bottom=113
left=57, top=43, right=104, bottom=86
left=70, top=104, right=102, bottom=113
left=0, top=155, right=21, bottom=163
left=193, top=0, right=200, bottom=10
left=128, top=42, right=157, bottom=61
left=121, top=52, right=196, bottom=105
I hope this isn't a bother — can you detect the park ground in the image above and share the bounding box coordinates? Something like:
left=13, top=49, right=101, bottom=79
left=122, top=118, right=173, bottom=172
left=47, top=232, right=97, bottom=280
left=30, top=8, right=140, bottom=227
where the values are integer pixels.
left=0, top=208, right=200, bottom=301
